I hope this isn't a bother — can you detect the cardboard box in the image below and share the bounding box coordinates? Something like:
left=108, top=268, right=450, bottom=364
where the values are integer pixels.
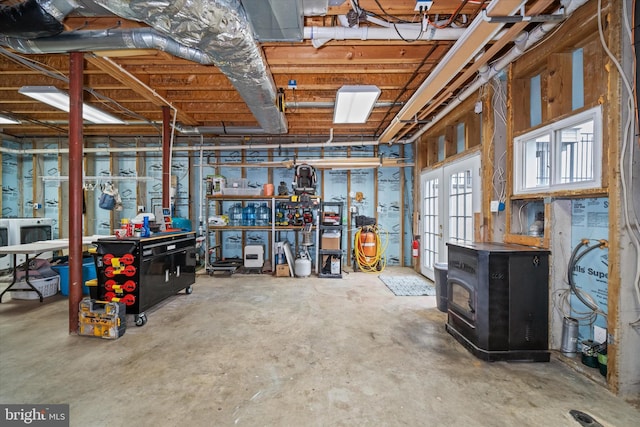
left=321, top=254, right=342, bottom=275
left=321, top=232, right=341, bottom=250
left=275, top=264, right=290, bottom=277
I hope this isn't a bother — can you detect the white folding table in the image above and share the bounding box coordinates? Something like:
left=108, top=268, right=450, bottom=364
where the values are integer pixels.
left=0, top=236, right=105, bottom=303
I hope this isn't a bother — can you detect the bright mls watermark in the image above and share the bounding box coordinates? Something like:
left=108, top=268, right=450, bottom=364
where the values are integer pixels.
left=1, top=405, right=69, bottom=426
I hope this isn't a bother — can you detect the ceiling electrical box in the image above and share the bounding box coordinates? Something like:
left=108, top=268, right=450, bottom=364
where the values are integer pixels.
left=415, top=1, right=433, bottom=11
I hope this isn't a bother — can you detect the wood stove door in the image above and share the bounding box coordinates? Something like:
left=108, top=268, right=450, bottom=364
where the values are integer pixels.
left=449, top=280, right=476, bottom=323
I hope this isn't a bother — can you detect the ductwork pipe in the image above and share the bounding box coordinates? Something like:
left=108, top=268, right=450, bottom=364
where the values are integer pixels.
left=0, top=0, right=77, bottom=39
left=0, top=28, right=215, bottom=63
left=92, top=0, right=287, bottom=135
left=408, top=0, right=589, bottom=143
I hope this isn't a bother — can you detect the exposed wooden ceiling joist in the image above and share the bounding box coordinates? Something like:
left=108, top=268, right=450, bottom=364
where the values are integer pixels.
left=0, top=0, right=565, bottom=142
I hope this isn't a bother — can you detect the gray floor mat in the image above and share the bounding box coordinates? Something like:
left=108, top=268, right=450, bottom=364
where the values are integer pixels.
left=379, top=274, right=436, bottom=296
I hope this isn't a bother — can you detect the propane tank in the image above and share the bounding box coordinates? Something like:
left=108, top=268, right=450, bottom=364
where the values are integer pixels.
left=412, top=238, right=419, bottom=258
left=294, top=252, right=312, bottom=277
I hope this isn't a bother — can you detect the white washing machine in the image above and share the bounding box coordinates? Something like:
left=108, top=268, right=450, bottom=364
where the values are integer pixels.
left=5, top=218, right=54, bottom=268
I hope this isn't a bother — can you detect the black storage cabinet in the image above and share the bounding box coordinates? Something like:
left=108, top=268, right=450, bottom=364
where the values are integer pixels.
left=93, top=232, right=196, bottom=326
left=445, top=242, right=550, bottom=362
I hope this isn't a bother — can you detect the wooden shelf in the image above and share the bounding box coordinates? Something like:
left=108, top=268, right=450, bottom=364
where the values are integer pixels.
left=206, top=194, right=290, bottom=200
left=207, top=225, right=315, bottom=231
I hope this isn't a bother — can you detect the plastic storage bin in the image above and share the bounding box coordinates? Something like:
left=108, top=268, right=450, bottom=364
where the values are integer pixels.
left=434, top=262, right=448, bottom=312
left=51, top=257, right=96, bottom=296
left=78, top=298, right=126, bottom=339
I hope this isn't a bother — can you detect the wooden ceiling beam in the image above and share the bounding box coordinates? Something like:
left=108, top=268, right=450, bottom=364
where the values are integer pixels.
left=272, top=73, right=423, bottom=88
left=326, top=0, right=479, bottom=16
left=263, top=44, right=450, bottom=64
left=85, top=55, right=199, bottom=126
left=269, top=63, right=432, bottom=74
left=394, top=0, right=558, bottom=141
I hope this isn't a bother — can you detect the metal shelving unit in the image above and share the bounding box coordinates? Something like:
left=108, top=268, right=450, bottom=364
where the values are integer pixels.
left=318, top=201, right=344, bottom=278
left=205, top=194, right=320, bottom=275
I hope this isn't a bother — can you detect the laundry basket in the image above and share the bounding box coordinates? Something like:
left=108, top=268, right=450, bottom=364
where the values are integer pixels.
left=12, top=276, right=59, bottom=300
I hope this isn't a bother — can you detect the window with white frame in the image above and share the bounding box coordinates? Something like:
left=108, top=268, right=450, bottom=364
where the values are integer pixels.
left=448, top=169, right=474, bottom=244
left=514, top=106, right=602, bottom=194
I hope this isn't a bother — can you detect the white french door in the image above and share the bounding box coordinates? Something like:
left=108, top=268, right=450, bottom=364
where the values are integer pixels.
left=420, top=154, right=481, bottom=280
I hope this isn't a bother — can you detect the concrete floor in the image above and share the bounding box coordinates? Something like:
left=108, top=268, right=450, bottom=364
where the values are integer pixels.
left=1, top=267, right=638, bottom=427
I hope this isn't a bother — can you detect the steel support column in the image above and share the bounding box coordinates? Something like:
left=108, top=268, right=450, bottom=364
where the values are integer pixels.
left=68, top=51, right=84, bottom=334
left=162, top=106, right=171, bottom=209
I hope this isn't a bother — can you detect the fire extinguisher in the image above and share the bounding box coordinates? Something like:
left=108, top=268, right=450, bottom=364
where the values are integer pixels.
left=412, top=237, right=419, bottom=258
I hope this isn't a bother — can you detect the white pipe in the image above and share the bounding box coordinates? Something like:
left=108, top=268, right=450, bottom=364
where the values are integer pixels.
left=0, top=137, right=409, bottom=155
left=407, top=0, right=588, bottom=143
left=304, top=25, right=467, bottom=41
left=326, top=128, right=334, bottom=144
left=198, top=140, right=204, bottom=236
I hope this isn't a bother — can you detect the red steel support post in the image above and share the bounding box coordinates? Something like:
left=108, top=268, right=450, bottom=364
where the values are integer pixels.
left=68, top=52, right=84, bottom=334
left=162, top=106, right=171, bottom=209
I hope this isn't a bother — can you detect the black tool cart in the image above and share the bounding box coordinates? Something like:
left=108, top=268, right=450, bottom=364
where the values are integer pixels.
left=91, top=232, right=196, bottom=326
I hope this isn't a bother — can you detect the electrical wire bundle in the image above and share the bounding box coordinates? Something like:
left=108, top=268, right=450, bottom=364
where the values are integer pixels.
left=354, top=224, right=389, bottom=273
left=565, top=239, right=609, bottom=322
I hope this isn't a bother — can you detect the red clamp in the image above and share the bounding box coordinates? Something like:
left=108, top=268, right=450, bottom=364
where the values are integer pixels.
left=122, top=265, right=137, bottom=277
left=104, top=279, right=116, bottom=291
left=120, top=253, right=135, bottom=265
left=122, top=280, right=137, bottom=292
left=102, top=253, right=114, bottom=266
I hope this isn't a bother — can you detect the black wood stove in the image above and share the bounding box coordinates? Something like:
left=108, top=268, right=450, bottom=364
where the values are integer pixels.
left=445, top=242, right=550, bottom=362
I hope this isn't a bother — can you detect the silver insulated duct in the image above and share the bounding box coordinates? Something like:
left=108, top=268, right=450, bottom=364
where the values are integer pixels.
left=0, top=0, right=78, bottom=38
left=92, top=0, right=288, bottom=134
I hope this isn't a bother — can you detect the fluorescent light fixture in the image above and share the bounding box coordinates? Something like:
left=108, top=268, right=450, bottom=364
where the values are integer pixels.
left=333, top=85, right=381, bottom=124
left=18, top=86, right=125, bottom=124
left=0, top=114, right=20, bottom=125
